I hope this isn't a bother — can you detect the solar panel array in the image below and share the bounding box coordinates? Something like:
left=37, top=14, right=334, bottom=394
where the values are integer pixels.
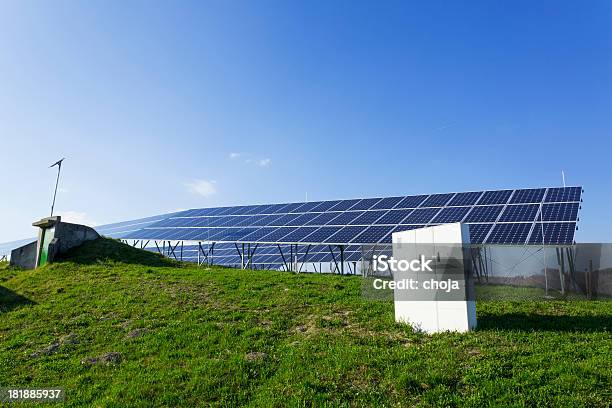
left=111, top=186, right=581, bottom=247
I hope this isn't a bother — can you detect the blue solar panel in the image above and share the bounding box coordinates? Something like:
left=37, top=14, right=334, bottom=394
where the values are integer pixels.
left=260, top=227, right=297, bottom=242
left=288, top=202, right=314, bottom=213
left=499, top=204, right=539, bottom=222
left=243, top=204, right=274, bottom=215
left=510, top=188, right=546, bottom=204
left=276, top=203, right=306, bottom=213
left=375, top=209, right=414, bottom=225
left=540, top=203, right=579, bottom=222
left=420, top=193, right=454, bottom=207
left=448, top=192, right=483, bottom=206
left=285, top=213, right=319, bottom=226
left=467, top=224, right=493, bottom=244
left=529, top=222, right=576, bottom=245
left=544, top=187, right=581, bottom=203
left=431, top=207, right=471, bottom=223
left=463, top=206, right=503, bottom=223
left=306, top=212, right=342, bottom=226
left=354, top=225, right=395, bottom=243
left=278, top=227, right=320, bottom=243
left=395, top=195, right=428, bottom=209
left=260, top=214, right=284, bottom=226
left=207, top=207, right=232, bottom=216
left=486, top=223, right=532, bottom=244
left=371, top=196, right=404, bottom=210
left=402, top=208, right=440, bottom=224
left=294, top=201, right=324, bottom=213
left=349, top=198, right=384, bottom=211
left=272, top=213, right=301, bottom=226
left=328, top=199, right=362, bottom=211
left=477, top=190, right=512, bottom=205
left=349, top=210, right=388, bottom=225
left=324, top=226, right=368, bottom=243
left=304, top=227, right=342, bottom=243
left=241, top=228, right=277, bottom=241
left=224, top=206, right=254, bottom=215
left=392, top=225, right=426, bottom=235
left=327, top=211, right=364, bottom=225
left=267, top=203, right=294, bottom=214
left=310, top=200, right=342, bottom=212
left=104, top=186, right=582, bottom=248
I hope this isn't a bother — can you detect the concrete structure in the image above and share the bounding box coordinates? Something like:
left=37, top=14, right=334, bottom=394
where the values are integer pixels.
left=10, top=217, right=99, bottom=269
left=392, top=223, right=476, bottom=333
left=9, top=240, right=37, bottom=269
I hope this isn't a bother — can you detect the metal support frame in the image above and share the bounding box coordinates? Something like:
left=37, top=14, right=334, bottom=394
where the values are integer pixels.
left=297, top=244, right=311, bottom=273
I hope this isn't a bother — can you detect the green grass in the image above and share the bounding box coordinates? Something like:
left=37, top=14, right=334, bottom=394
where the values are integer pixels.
left=1, top=239, right=611, bottom=407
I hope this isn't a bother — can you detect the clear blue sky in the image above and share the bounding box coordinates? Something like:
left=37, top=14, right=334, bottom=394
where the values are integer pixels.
left=1, top=0, right=610, bottom=243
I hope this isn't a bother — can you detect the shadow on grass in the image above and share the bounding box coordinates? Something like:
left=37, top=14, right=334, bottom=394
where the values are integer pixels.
left=56, top=237, right=179, bottom=267
left=0, top=285, right=36, bottom=313
left=477, top=313, right=611, bottom=332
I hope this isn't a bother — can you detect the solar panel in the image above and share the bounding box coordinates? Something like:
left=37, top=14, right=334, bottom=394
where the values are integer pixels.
left=328, top=199, right=361, bottom=211
left=100, top=186, right=582, bottom=251
left=371, top=196, right=404, bottom=210
left=463, top=205, right=503, bottom=223
left=375, top=209, right=414, bottom=225
left=304, top=227, right=342, bottom=243
left=498, top=204, right=539, bottom=222
left=540, top=203, right=579, bottom=222
left=420, top=193, right=454, bottom=207
left=324, top=226, right=368, bottom=244
left=349, top=210, right=388, bottom=225
left=402, top=208, right=440, bottom=224
left=510, top=188, right=546, bottom=204
left=448, top=192, right=483, bottom=206
left=354, top=225, right=396, bottom=243
left=545, top=187, right=581, bottom=203
left=528, top=222, right=576, bottom=245
left=395, top=195, right=428, bottom=209
left=431, top=207, right=471, bottom=223
left=467, top=224, right=493, bottom=244
left=306, top=212, right=342, bottom=226
left=310, top=200, right=342, bottom=212
left=349, top=198, right=384, bottom=211
left=477, top=190, right=512, bottom=205
left=486, top=223, right=532, bottom=244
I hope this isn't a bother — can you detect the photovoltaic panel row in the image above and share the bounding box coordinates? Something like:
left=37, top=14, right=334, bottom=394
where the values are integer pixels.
left=113, top=186, right=582, bottom=246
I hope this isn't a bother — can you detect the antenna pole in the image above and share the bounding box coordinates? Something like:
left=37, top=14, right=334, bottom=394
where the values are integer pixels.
left=562, top=170, right=566, bottom=187
left=50, top=159, right=64, bottom=217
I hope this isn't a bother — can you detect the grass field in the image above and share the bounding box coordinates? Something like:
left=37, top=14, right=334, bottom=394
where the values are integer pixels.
left=1, top=239, right=611, bottom=407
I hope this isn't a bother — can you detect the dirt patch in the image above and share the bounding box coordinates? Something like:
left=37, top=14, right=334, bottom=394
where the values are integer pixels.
left=81, top=352, right=122, bottom=366
left=59, top=333, right=79, bottom=345
left=31, top=342, right=60, bottom=358
left=31, top=333, right=79, bottom=358
left=245, top=352, right=268, bottom=362
left=126, top=328, right=149, bottom=339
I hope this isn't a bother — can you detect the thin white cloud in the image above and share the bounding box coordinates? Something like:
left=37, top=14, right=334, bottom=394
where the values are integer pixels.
left=185, top=179, right=217, bottom=197
left=56, top=211, right=99, bottom=227
left=228, top=152, right=271, bottom=167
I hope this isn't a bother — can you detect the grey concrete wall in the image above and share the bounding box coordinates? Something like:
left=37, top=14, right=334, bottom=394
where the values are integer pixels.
left=47, top=222, right=99, bottom=262
left=10, top=241, right=37, bottom=269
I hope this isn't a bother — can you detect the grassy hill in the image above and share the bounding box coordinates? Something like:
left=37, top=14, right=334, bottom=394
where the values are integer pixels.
left=1, top=238, right=611, bottom=407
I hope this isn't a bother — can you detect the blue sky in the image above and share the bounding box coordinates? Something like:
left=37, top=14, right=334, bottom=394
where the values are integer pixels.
left=0, top=0, right=610, bottom=243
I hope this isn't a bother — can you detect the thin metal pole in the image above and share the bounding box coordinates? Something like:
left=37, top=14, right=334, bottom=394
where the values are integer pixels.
left=50, top=161, right=63, bottom=217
